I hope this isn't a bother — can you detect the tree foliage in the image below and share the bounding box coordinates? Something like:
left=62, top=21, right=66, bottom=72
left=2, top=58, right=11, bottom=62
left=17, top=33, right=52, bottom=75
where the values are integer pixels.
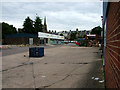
left=91, top=26, right=102, bottom=36
left=60, top=33, right=63, bottom=36
left=23, top=17, right=34, bottom=34
left=34, top=16, right=43, bottom=34
left=23, top=16, right=44, bottom=34
left=2, top=22, right=17, bottom=39
left=70, top=32, right=77, bottom=40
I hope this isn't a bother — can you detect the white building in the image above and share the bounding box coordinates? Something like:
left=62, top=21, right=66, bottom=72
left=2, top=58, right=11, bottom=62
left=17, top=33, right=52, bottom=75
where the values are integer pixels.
left=38, top=32, right=64, bottom=44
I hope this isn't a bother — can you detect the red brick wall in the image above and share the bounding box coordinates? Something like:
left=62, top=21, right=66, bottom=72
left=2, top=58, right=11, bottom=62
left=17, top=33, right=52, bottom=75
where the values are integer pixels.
left=105, top=2, right=120, bottom=88
left=3, top=37, right=40, bottom=45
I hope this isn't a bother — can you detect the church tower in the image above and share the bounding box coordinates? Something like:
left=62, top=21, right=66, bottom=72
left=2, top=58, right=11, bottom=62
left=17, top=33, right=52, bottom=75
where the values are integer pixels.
left=43, top=16, right=47, bottom=33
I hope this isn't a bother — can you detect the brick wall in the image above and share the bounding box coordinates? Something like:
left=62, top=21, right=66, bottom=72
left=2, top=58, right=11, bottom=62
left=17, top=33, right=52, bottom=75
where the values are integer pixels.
left=3, top=37, right=40, bottom=45
left=105, top=2, right=120, bottom=88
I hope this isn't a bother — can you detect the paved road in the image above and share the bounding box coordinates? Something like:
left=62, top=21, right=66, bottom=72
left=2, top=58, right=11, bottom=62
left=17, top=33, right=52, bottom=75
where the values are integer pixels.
left=2, top=45, right=62, bottom=56
left=2, top=44, right=104, bottom=88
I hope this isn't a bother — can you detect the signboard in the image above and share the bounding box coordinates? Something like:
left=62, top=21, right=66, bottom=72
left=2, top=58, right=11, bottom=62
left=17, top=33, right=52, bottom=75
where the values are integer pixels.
left=38, top=32, right=64, bottom=40
left=87, top=34, right=96, bottom=37
left=29, top=38, right=33, bottom=45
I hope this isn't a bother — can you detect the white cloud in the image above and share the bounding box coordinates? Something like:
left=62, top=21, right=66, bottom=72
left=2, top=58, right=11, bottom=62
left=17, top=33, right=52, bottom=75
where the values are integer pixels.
left=1, top=0, right=103, bottom=2
left=1, top=2, right=103, bottom=32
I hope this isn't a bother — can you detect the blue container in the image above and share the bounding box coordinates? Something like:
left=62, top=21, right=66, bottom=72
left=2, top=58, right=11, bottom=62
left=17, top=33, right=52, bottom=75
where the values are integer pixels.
left=29, top=47, right=44, bottom=57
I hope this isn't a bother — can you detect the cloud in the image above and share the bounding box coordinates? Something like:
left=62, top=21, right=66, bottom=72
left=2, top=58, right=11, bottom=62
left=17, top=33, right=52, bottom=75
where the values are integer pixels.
left=1, top=0, right=103, bottom=2
left=1, top=2, right=102, bottom=32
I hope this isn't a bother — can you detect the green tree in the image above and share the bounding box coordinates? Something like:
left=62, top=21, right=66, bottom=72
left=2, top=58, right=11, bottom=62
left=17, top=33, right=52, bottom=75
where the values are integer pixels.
left=70, top=32, right=77, bottom=40
left=34, top=16, right=43, bottom=34
left=91, top=26, right=102, bottom=36
left=60, top=33, right=63, bottom=36
left=2, top=22, right=17, bottom=39
left=23, top=16, right=34, bottom=34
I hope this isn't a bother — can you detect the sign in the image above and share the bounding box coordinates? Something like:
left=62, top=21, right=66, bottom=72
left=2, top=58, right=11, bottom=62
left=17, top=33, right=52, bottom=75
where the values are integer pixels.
left=87, top=34, right=96, bottom=37
left=38, top=32, right=64, bottom=40
left=29, top=38, right=33, bottom=45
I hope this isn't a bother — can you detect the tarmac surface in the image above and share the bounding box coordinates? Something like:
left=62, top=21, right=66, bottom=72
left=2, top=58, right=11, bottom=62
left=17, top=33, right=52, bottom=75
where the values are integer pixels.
left=2, top=45, right=62, bottom=56
left=2, top=44, right=105, bottom=88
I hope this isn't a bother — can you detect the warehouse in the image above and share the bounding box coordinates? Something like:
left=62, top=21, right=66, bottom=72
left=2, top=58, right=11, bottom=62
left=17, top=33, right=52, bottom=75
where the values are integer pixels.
left=103, top=1, right=120, bottom=88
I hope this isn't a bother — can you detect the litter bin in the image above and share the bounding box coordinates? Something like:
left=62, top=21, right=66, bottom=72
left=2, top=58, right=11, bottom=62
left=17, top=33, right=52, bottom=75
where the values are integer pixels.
left=29, top=47, right=44, bottom=57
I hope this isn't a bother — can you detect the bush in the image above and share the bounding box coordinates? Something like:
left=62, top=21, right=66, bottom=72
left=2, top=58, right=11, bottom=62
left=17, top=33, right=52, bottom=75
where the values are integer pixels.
left=99, top=46, right=103, bottom=50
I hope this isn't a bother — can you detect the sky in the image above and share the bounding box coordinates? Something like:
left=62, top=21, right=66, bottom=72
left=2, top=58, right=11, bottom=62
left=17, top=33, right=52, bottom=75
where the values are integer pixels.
left=1, top=1, right=103, bottom=32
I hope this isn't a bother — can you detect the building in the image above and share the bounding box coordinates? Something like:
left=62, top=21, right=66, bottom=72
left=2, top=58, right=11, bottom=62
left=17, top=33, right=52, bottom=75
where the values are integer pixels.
left=3, top=33, right=39, bottom=45
left=43, top=16, right=47, bottom=33
left=76, top=28, right=79, bottom=38
left=85, top=34, right=101, bottom=47
left=58, top=31, right=69, bottom=39
left=38, top=32, right=64, bottom=45
left=103, top=1, right=120, bottom=88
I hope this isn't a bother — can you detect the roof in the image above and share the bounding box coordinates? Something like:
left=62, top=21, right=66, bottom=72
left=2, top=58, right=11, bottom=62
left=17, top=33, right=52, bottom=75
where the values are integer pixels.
left=5, top=33, right=38, bottom=38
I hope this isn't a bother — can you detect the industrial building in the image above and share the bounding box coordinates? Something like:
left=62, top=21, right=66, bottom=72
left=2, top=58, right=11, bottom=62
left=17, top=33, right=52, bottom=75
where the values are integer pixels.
left=103, top=1, right=120, bottom=88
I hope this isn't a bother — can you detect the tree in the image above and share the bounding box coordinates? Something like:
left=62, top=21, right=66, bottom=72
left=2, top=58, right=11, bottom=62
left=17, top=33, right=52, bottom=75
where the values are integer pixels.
left=60, top=33, right=63, bottom=36
left=34, top=16, right=43, bottom=34
left=2, top=22, right=17, bottom=39
left=23, top=17, right=34, bottom=34
left=91, top=26, right=102, bottom=36
left=70, top=32, right=77, bottom=40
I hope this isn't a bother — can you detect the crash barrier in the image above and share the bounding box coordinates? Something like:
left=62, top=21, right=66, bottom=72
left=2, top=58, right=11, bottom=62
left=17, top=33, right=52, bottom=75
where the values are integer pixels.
left=29, top=47, right=44, bottom=57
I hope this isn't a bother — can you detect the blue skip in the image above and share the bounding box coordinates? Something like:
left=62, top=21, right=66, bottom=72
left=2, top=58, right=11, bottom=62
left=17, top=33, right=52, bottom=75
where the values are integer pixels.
left=29, top=47, right=44, bottom=57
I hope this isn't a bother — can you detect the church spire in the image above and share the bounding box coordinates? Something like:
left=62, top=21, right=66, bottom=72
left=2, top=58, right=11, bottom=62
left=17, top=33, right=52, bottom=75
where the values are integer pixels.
left=43, top=16, right=47, bottom=33
left=44, top=16, right=46, bottom=25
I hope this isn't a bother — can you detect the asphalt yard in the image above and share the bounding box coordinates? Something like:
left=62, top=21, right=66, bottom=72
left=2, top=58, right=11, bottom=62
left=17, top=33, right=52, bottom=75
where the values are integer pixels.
left=2, top=44, right=105, bottom=88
